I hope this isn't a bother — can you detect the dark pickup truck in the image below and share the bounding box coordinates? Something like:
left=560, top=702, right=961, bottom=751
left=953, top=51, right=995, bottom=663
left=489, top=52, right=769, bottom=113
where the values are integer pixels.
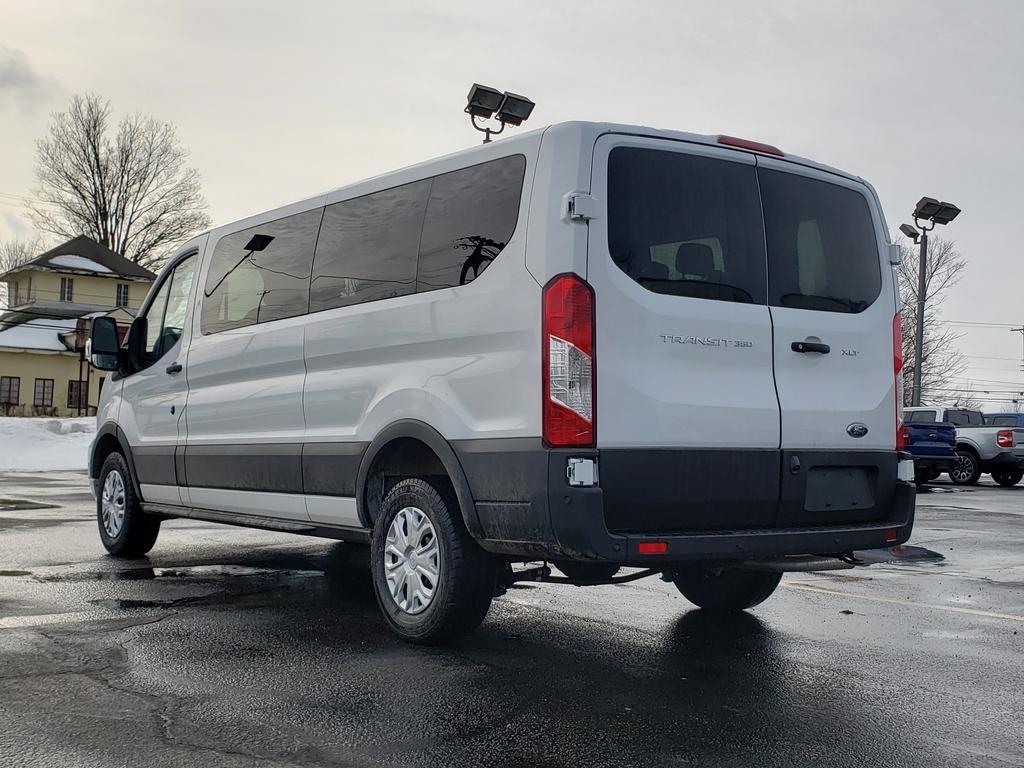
left=902, top=421, right=957, bottom=484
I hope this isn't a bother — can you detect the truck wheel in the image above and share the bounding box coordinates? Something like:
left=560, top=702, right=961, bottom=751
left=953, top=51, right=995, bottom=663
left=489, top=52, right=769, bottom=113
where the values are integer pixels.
left=992, top=469, right=1024, bottom=487
left=673, top=567, right=782, bottom=612
left=370, top=477, right=497, bottom=644
left=950, top=449, right=981, bottom=485
left=97, top=452, right=161, bottom=557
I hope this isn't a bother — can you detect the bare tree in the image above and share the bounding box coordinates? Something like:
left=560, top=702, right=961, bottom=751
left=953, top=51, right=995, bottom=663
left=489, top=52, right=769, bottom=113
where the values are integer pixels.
left=896, top=235, right=970, bottom=406
left=27, top=94, right=211, bottom=270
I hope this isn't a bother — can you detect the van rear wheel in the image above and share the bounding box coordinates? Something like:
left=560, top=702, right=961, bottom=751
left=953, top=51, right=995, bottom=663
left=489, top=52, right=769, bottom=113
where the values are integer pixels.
left=370, top=477, right=497, bottom=644
left=673, top=567, right=782, bottom=612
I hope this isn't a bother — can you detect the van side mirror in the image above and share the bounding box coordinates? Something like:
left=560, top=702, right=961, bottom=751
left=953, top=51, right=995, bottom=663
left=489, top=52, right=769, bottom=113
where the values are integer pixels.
left=89, top=317, right=121, bottom=371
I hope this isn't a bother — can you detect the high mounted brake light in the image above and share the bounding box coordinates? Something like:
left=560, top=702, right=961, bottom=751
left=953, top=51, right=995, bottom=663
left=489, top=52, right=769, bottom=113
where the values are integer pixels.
left=543, top=273, right=595, bottom=448
left=717, top=135, right=785, bottom=157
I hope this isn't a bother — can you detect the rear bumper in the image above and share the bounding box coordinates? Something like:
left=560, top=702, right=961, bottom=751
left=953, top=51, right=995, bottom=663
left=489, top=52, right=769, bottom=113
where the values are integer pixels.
left=455, top=440, right=916, bottom=565
left=912, top=454, right=957, bottom=473
left=981, top=452, right=1024, bottom=471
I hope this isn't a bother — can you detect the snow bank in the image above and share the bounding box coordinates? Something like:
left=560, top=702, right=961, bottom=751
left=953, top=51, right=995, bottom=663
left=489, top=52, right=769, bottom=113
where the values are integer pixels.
left=47, top=254, right=112, bottom=273
left=0, top=417, right=94, bottom=471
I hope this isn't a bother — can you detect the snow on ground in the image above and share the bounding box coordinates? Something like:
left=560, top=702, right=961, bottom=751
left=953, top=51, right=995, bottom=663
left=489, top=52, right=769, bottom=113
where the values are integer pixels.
left=47, top=254, right=112, bottom=273
left=0, top=417, right=93, bottom=471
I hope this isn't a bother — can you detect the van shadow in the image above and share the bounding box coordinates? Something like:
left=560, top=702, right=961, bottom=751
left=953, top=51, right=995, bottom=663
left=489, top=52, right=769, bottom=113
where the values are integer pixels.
left=147, top=543, right=919, bottom=768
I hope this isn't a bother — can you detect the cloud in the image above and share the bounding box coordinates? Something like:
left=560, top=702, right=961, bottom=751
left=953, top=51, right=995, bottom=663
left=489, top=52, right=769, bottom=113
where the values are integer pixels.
left=0, top=48, right=62, bottom=112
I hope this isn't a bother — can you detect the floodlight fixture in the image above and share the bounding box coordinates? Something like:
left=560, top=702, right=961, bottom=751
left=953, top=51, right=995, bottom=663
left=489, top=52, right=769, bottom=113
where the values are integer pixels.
left=466, top=83, right=535, bottom=143
left=930, top=201, right=961, bottom=225
left=913, top=196, right=943, bottom=220
left=495, top=92, right=535, bottom=126
left=899, top=223, right=920, bottom=243
left=465, top=84, right=505, bottom=119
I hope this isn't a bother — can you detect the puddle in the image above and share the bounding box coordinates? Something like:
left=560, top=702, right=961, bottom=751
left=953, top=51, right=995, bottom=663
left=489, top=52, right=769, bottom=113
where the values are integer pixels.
left=0, top=570, right=32, bottom=577
left=39, top=564, right=321, bottom=583
left=853, top=545, right=945, bottom=565
left=88, top=598, right=181, bottom=610
left=0, top=499, right=59, bottom=511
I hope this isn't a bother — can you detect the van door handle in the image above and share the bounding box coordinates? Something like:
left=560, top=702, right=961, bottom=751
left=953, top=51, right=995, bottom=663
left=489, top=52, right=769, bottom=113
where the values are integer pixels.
left=791, top=341, right=830, bottom=354
left=166, top=363, right=183, bottom=374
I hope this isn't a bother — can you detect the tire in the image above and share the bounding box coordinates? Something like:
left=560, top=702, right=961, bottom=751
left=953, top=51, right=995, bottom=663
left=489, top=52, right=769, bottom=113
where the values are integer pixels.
left=97, top=452, right=161, bottom=557
left=950, top=449, right=982, bottom=485
left=673, top=567, right=782, bottom=613
left=991, top=468, right=1024, bottom=487
left=370, top=477, right=497, bottom=644
left=554, top=561, right=621, bottom=583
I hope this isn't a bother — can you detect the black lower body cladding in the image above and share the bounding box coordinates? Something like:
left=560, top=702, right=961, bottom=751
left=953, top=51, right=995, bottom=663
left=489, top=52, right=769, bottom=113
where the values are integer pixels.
left=453, top=441, right=916, bottom=565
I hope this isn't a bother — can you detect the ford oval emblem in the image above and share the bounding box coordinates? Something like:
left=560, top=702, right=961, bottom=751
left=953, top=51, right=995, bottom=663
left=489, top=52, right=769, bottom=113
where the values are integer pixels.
left=847, top=423, right=869, bottom=438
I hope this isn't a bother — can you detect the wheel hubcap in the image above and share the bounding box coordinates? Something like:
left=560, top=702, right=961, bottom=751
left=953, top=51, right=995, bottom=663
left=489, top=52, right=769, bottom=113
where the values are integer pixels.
left=384, top=506, right=440, bottom=615
left=101, top=470, right=126, bottom=537
left=953, top=455, right=974, bottom=482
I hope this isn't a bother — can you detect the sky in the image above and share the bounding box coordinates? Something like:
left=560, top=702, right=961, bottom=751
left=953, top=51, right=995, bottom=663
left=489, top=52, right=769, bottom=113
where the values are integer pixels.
left=1, top=0, right=1022, bottom=407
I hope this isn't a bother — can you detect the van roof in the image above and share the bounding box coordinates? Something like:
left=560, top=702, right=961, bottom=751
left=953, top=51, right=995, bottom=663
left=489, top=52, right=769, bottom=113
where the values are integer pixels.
left=204, top=120, right=865, bottom=242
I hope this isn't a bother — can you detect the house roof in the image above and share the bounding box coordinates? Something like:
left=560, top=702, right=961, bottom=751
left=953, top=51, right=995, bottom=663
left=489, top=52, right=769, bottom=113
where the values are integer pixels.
left=1, top=235, right=156, bottom=281
left=0, top=317, right=79, bottom=352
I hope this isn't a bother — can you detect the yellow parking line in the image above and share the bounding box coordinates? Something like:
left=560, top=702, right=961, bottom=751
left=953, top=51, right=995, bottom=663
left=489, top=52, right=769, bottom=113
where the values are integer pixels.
left=782, top=581, right=1024, bottom=623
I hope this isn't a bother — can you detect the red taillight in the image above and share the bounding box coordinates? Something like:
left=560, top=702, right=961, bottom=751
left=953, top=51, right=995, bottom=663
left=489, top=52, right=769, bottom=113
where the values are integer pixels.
left=637, top=541, right=667, bottom=555
left=885, top=529, right=899, bottom=543
left=997, top=430, right=1014, bottom=448
left=542, top=273, right=595, bottom=448
left=900, top=425, right=912, bottom=447
left=894, top=314, right=904, bottom=451
left=717, top=135, right=785, bottom=156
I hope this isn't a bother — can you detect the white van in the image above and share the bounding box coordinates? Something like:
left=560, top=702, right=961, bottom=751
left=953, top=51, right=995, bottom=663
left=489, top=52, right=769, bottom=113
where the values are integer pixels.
left=87, top=122, right=916, bottom=643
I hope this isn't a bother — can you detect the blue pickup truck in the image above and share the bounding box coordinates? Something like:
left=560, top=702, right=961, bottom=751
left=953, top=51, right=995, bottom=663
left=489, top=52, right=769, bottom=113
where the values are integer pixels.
left=901, top=421, right=958, bottom=484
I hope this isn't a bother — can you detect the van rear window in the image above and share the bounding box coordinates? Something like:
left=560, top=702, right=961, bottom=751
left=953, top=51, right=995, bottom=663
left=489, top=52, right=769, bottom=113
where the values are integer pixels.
left=607, top=148, right=767, bottom=305
left=759, top=169, right=881, bottom=314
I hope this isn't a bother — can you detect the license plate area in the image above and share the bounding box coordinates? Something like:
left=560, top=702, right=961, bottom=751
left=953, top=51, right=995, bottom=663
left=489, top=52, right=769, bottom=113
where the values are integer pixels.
left=804, top=467, right=875, bottom=512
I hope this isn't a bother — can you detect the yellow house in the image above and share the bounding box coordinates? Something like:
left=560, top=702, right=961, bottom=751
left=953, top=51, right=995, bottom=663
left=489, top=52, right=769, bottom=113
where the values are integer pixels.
left=0, top=236, right=155, bottom=417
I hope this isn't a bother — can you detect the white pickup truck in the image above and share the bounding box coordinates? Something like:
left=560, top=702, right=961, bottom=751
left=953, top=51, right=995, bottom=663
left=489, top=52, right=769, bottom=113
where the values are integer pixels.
left=904, top=407, right=1024, bottom=486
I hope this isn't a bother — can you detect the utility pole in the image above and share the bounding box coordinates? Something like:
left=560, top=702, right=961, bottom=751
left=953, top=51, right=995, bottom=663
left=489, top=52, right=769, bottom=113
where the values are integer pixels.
left=1013, top=326, right=1024, bottom=412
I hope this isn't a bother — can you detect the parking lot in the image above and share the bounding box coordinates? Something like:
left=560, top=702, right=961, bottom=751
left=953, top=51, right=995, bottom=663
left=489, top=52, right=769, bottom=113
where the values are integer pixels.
left=0, top=471, right=1022, bottom=768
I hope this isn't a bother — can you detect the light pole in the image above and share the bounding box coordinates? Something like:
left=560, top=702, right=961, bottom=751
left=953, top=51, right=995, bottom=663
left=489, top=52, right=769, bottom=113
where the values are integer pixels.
left=901, top=197, right=961, bottom=407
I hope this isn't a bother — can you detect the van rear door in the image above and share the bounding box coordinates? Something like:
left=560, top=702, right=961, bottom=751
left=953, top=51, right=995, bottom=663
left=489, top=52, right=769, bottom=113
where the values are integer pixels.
left=757, top=158, right=900, bottom=525
left=587, top=135, right=781, bottom=533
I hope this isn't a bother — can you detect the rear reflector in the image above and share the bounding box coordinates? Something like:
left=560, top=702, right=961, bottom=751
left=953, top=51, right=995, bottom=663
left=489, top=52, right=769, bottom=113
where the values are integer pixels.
left=997, top=429, right=1014, bottom=448
left=717, top=135, right=784, bottom=156
left=543, top=273, right=595, bottom=448
left=885, top=529, right=899, bottom=543
left=637, top=541, right=667, bottom=555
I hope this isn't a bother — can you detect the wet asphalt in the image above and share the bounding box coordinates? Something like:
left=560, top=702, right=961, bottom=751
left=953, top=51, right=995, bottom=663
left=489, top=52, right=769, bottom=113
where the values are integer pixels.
left=0, top=472, right=1022, bottom=768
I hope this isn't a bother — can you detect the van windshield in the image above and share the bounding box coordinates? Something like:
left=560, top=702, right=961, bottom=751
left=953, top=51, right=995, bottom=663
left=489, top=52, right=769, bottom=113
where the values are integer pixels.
left=606, top=147, right=882, bottom=314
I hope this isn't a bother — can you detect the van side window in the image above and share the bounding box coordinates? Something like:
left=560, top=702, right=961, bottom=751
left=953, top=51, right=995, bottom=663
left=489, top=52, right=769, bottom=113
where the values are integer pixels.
left=759, top=170, right=881, bottom=314
left=606, top=148, right=767, bottom=304
left=310, top=180, right=430, bottom=313
left=142, top=254, right=196, bottom=365
left=201, top=208, right=322, bottom=334
left=416, top=155, right=526, bottom=292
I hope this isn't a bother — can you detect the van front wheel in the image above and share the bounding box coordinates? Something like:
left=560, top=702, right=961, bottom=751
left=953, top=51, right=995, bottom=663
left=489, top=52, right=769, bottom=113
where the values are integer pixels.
left=97, top=452, right=160, bottom=557
left=370, top=477, right=497, bottom=644
left=673, top=567, right=782, bottom=613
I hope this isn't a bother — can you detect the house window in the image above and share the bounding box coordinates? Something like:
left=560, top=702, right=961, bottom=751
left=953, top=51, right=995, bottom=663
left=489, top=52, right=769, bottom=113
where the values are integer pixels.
left=67, top=380, right=88, bottom=410
left=33, top=378, right=54, bottom=408
left=116, top=283, right=130, bottom=307
left=60, top=277, right=74, bottom=302
left=0, top=376, right=19, bottom=405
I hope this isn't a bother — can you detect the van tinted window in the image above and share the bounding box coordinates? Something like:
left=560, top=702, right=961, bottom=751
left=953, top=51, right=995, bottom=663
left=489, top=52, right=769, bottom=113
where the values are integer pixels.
left=310, top=180, right=430, bottom=313
left=904, top=410, right=936, bottom=424
left=202, top=209, right=322, bottom=334
left=607, top=148, right=767, bottom=304
left=416, top=155, right=526, bottom=292
left=759, top=170, right=881, bottom=314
